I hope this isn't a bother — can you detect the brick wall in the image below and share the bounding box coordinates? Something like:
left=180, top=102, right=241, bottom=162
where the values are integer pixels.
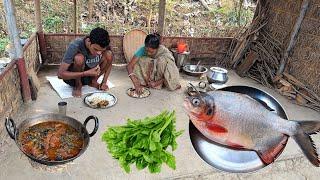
left=44, top=34, right=233, bottom=65
left=266, top=0, right=320, bottom=95
left=162, top=37, right=232, bottom=65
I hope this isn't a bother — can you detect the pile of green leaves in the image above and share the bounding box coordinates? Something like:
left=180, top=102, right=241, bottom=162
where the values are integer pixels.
left=102, top=111, right=184, bottom=173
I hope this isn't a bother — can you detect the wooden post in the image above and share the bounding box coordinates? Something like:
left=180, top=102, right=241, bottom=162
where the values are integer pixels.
left=3, top=0, right=31, bottom=102
left=35, top=0, right=42, bottom=32
left=88, top=0, right=94, bottom=20
left=147, top=0, right=153, bottom=33
left=277, top=0, right=310, bottom=75
left=34, top=0, right=47, bottom=64
left=157, top=0, right=166, bottom=36
left=73, top=0, right=77, bottom=33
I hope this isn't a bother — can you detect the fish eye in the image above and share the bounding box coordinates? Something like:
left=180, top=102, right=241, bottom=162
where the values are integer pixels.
left=206, top=108, right=213, bottom=115
left=192, top=98, right=201, bottom=106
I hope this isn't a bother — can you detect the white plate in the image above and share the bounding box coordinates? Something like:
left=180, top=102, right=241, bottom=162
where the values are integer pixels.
left=126, top=88, right=150, bottom=98
left=84, top=92, right=117, bottom=109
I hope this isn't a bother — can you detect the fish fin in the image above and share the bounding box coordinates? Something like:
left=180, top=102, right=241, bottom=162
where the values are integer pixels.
left=254, top=98, right=275, bottom=112
left=206, top=123, right=228, bottom=133
left=225, top=140, right=244, bottom=149
left=293, top=132, right=320, bottom=167
left=257, top=137, right=287, bottom=165
left=296, top=120, right=320, bottom=135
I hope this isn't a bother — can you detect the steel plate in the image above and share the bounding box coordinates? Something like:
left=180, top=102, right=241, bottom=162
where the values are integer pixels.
left=84, top=92, right=117, bottom=109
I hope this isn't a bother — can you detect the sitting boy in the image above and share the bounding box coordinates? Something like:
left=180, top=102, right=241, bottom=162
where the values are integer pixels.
left=57, top=27, right=113, bottom=97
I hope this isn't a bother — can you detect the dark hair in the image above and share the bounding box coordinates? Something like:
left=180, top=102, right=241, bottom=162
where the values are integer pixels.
left=145, top=33, right=161, bottom=49
left=89, top=27, right=110, bottom=48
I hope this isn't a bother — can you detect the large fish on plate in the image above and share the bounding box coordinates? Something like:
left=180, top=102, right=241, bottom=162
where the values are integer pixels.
left=184, top=90, right=320, bottom=166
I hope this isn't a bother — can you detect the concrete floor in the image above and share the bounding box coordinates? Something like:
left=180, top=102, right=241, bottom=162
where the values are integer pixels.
left=1, top=66, right=320, bottom=180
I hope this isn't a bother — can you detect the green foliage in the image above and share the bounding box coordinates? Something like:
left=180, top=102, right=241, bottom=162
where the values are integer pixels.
left=43, top=16, right=64, bottom=33
left=1, top=0, right=256, bottom=37
left=82, top=22, right=105, bottom=33
left=102, top=110, right=184, bottom=173
left=0, top=37, right=9, bottom=57
left=20, top=24, right=36, bottom=39
left=210, top=5, right=254, bottom=28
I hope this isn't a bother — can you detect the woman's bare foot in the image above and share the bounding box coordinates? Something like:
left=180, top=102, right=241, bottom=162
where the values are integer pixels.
left=175, top=85, right=182, bottom=90
left=72, top=87, right=82, bottom=97
left=153, top=84, right=162, bottom=90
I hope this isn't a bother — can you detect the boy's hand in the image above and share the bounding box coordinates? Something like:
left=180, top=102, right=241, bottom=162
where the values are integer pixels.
left=85, top=66, right=101, bottom=76
left=99, top=83, right=109, bottom=91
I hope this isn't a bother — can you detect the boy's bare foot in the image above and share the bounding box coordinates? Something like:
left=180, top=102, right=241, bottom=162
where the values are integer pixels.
left=72, top=87, right=82, bottom=97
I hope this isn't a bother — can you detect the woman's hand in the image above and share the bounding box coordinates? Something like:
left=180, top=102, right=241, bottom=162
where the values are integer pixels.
left=133, top=80, right=143, bottom=95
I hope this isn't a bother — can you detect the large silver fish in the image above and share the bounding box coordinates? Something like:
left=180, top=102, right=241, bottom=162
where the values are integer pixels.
left=184, top=90, right=320, bottom=166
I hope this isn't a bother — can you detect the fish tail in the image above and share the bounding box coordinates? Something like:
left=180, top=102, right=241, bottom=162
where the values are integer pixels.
left=293, top=120, right=320, bottom=167
left=297, top=121, right=320, bottom=134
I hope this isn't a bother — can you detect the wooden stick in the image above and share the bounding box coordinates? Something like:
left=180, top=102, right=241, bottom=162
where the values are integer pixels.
left=247, top=21, right=268, bottom=36
left=292, top=86, right=319, bottom=105
left=277, top=0, right=310, bottom=75
left=199, top=0, right=210, bottom=10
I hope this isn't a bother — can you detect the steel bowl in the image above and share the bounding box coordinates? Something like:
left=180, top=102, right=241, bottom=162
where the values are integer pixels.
left=183, top=65, right=208, bottom=77
left=206, top=67, right=228, bottom=84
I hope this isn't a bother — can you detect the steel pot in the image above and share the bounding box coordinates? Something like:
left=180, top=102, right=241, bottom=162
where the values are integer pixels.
left=206, top=67, right=228, bottom=84
left=183, top=64, right=208, bottom=77
left=5, top=113, right=99, bottom=165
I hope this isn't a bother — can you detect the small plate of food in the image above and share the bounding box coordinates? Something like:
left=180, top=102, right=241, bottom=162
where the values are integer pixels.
left=126, top=88, right=150, bottom=98
left=84, top=92, right=117, bottom=109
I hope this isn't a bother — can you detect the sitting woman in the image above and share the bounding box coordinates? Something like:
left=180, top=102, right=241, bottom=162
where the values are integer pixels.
left=127, top=33, right=181, bottom=94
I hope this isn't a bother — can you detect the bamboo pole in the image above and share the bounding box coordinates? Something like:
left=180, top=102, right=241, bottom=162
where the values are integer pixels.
left=277, top=0, right=310, bottom=75
left=3, top=0, right=22, bottom=59
left=157, top=0, right=166, bottom=35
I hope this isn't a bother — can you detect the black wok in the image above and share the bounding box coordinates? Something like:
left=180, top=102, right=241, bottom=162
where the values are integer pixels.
left=5, top=113, right=99, bottom=165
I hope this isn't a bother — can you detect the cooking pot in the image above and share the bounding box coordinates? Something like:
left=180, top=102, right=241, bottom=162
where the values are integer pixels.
left=5, top=113, right=99, bottom=165
left=206, top=67, right=228, bottom=84
left=183, top=64, right=208, bottom=77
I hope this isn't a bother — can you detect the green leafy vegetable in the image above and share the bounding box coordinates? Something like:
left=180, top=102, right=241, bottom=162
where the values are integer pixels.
left=102, top=110, right=184, bottom=173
